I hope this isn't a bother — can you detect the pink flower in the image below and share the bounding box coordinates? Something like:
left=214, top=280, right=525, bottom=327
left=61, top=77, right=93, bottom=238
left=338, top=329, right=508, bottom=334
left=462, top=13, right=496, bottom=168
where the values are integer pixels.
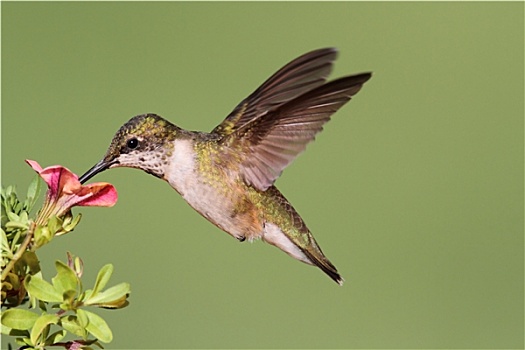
left=26, top=160, right=117, bottom=225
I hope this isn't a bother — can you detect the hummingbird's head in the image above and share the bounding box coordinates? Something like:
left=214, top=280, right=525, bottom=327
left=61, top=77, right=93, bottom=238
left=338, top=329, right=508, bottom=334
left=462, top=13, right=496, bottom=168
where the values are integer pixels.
left=79, top=113, right=180, bottom=184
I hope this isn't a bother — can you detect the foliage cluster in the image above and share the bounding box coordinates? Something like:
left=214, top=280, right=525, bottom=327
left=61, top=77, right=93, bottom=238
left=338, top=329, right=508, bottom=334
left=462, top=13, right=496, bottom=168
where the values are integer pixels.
left=1, top=172, right=129, bottom=350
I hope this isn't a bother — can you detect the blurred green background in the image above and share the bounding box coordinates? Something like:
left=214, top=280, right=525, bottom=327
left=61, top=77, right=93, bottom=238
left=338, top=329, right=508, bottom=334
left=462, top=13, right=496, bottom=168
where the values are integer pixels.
left=2, top=2, right=523, bottom=349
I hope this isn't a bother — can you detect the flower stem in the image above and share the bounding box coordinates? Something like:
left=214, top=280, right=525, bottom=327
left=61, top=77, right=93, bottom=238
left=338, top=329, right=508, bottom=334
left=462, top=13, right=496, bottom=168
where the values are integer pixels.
left=1, top=221, right=36, bottom=281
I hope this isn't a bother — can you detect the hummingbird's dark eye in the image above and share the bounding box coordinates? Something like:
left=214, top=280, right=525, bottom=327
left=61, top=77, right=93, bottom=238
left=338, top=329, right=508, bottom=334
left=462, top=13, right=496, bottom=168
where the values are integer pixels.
left=127, top=138, right=139, bottom=149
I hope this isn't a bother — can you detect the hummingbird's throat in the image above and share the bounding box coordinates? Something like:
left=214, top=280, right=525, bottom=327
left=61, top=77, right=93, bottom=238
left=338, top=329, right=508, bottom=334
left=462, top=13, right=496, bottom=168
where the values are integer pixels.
left=117, top=149, right=172, bottom=178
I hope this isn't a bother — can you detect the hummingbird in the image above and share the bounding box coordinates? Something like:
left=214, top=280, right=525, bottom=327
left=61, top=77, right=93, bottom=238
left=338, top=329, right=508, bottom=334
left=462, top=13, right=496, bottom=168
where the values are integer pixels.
left=79, top=48, right=371, bottom=285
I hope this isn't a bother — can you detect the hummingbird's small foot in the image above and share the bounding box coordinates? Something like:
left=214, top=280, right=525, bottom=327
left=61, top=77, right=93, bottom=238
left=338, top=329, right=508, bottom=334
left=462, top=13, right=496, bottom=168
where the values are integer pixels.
left=237, top=236, right=246, bottom=242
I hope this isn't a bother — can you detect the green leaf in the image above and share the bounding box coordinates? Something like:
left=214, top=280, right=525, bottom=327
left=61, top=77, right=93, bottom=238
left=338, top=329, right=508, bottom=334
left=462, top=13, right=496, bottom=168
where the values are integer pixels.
left=5, top=220, right=29, bottom=230
left=74, top=255, right=84, bottom=278
left=83, top=310, right=113, bottom=343
left=6, top=185, right=14, bottom=195
left=30, top=313, right=59, bottom=346
left=21, top=251, right=41, bottom=275
left=7, top=211, right=20, bottom=222
left=60, top=315, right=87, bottom=339
left=60, top=289, right=77, bottom=310
left=25, top=274, right=63, bottom=303
left=19, top=211, right=29, bottom=224
left=91, top=264, right=113, bottom=298
left=25, top=175, right=42, bottom=212
left=45, top=330, right=67, bottom=346
left=1, top=309, right=39, bottom=330
left=52, top=260, right=79, bottom=295
left=63, top=213, right=82, bottom=232
left=16, top=336, right=33, bottom=347
left=101, top=295, right=129, bottom=309
left=0, top=325, right=12, bottom=335
left=1, top=229, right=10, bottom=253
left=92, top=294, right=129, bottom=309
left=33, top=225, right=53, bottom=248
left=81, top=289, right=93, bottom=302
left=1, top=326, right=29, bottom=337
left=85, top=282, right=130, bottom=308
left=47, top=215, right=62, bottom=236
left=9, top=231, right=21, bottom=252
left=76, top=309, right=89, bottom=328
left=3, top=269, right=21, bottom=288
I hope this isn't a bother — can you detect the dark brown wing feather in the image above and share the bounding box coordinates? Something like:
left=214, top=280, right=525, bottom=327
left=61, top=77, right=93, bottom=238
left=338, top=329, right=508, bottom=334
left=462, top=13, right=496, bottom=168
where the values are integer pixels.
left=238, top=73, right=372, bottom=191
left=212, top=48, right=338, bottom=137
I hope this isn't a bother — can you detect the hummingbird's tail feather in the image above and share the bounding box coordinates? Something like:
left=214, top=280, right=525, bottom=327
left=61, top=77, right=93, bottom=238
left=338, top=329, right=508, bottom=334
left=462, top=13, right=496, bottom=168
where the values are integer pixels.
left=262, top=222, right=344, bottom=285
left=260, top=187, right=344, bottom=286
left=302, top=249, right=344, bottom=286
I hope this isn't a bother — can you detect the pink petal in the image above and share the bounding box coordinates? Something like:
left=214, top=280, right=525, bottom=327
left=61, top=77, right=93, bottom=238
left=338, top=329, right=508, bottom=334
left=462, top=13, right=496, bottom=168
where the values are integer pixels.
left=76, top=183, right=118, bottom=207
left=26, top=160, right=43, bottom=173
left=54, top=168, right=81, bottom=195
left=26, top=160, right=81, bottom=198
left=41, top=167, right=67, bottom=197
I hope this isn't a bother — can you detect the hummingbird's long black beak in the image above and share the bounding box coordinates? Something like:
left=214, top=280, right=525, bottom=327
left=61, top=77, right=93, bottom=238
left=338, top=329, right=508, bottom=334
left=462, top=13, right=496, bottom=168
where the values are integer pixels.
left=79, top=159, right=117, bottom=184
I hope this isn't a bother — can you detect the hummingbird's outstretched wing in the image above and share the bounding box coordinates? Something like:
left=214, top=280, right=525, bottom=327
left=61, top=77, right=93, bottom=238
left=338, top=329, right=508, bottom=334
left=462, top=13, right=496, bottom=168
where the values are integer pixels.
left=214, top=49, right=372, bottom=191
left=212, top=48, right=337, bottom=137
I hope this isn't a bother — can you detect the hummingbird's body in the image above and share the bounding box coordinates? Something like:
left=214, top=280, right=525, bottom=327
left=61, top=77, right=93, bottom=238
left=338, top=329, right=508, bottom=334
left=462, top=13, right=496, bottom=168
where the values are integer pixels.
left=79, top=48, right=372, bottom=285
left=167, top=136, right=335, bottom=276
